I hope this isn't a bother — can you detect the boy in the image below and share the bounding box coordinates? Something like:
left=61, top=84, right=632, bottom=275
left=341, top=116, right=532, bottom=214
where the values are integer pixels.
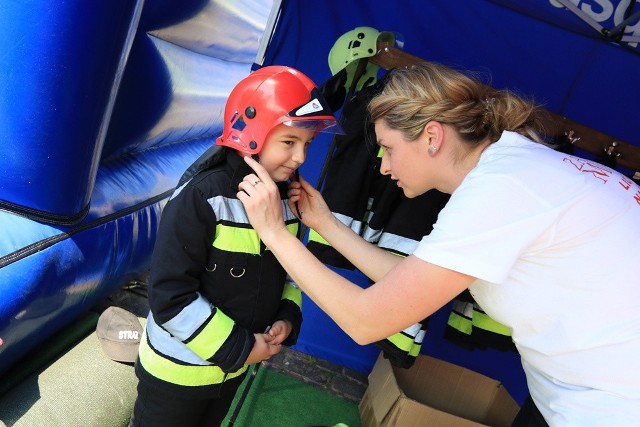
left=129, top=66, right=342, bottom=426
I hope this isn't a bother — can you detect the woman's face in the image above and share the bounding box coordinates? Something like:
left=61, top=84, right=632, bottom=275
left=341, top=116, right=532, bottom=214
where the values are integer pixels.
left=258, top=123, right=315, bottom=182
left=375, top=119, right=432, bottom=198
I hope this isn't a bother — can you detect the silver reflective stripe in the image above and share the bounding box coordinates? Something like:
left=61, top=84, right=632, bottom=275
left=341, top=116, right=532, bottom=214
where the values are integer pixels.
left=169, top=179, right=191, bottom=201
left=451, top=299, right=474, bottom=318
left=285, top=275, right=300, bottom=289
left=362, top=226, right=382, bottom=244
left=208, top=196, right=248, bottom=223
left=147, top=312, right=212, bottom=366
left=402, top=322, right=423, bottom=338
left=414, top=329, right=426, bottom=344
left=378, top=232, right=420, bottom=256
left=208, top=196, right=297, bottom=223
left=334, top=212, right=364, bottom=235
left=162, top=292, right=213, bottom=341
left=282, top=200, right=297, bottom=222
left=366, top=197, right=374, bottom=210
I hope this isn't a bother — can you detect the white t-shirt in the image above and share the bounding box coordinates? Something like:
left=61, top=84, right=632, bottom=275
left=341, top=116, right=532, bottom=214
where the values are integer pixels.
left=413, top=131, right=640, bottom=426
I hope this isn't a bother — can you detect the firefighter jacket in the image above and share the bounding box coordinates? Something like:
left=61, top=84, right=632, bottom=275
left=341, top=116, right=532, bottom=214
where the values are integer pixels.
left=136, top=148, right=303, bottom=397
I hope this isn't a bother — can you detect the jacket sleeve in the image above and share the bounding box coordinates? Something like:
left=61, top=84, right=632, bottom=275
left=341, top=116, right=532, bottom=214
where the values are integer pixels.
left=274, top=275, right=303, bottom=346
left=148, top=179, right=254, bottom=373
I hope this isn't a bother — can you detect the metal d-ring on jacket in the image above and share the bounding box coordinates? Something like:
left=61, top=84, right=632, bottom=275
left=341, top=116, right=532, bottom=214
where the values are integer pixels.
left=136, top=149, right=302, bottom=397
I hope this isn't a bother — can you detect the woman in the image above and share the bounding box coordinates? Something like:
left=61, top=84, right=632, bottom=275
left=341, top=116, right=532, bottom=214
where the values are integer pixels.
left=237, top=62, right=640, bottom=426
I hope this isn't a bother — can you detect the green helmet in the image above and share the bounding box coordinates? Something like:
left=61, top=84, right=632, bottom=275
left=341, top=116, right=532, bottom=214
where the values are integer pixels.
left=328, top=26, right=398, bottom=91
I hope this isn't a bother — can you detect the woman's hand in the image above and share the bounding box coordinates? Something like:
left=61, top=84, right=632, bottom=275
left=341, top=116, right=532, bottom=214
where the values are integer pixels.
left=237, top=156, right=288, bottom=244
left=287, top=174, right=335, bottom=233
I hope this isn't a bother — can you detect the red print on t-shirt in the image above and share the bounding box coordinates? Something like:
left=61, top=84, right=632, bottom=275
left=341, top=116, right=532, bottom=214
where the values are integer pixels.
left=562, top=156, right=640, bottom=205
left=562, top=157, right=611, bottom=184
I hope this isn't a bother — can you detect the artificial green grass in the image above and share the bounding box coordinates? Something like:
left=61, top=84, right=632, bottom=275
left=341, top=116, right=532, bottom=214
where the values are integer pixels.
left=223, top=366, right=362, bottom=427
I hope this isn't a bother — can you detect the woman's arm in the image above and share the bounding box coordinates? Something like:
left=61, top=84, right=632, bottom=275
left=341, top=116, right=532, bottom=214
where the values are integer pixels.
left=287, top=173, right=402, bottom=282
left=237, top=157, right=475, bottom=344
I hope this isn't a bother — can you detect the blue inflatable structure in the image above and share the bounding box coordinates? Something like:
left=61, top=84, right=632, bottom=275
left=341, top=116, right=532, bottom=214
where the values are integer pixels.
left=0, top=0, right=274, bottom=376
left=1, top=0, right=639, bottom=407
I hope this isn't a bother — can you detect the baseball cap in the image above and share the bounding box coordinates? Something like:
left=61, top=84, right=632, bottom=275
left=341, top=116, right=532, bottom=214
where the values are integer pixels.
left=96, top=306, right=143, bottom=363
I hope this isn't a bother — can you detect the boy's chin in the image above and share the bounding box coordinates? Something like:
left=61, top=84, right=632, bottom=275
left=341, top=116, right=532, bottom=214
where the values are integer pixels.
left=270, top=172, right=290, bottom=183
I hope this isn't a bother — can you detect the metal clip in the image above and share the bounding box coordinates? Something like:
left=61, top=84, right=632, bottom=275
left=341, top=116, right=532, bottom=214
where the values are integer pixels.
left=604, top=141, right=622, bottom=158
left=206, top=263, right=217, bottom=272
left=565, top=130, right=580, bottom=144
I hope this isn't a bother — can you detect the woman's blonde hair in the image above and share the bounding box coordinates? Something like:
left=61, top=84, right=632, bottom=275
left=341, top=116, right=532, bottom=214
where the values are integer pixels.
left=368, top=62, right=546, bottom=153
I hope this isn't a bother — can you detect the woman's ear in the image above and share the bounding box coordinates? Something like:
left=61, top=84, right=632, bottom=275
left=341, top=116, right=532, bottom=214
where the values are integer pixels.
left=423, top=121, right=444, bottom=156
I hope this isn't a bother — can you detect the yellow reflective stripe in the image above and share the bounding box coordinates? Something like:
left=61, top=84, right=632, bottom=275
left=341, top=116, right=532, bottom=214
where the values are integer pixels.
left=213, top=221, right=297, bottom=254
left=282, top=282, right=302, bottom=307
left=285, top=222, right=298, bottom=236
left=213, top=224, right=260, bottom=254
left=139, top=336, right=247, bottom=386
left=377, top=146, right=383, bottom=158
left=387, top=332, right=413, bottom=352
left=447, top=312, right=473, bottom=334
left=408, top=342, right=421, bottom=357
left=186, top=310, right=234, bottom=360
left=472, top=311, right=511, bottom=336
left=308, top=229, right=329, bottom=245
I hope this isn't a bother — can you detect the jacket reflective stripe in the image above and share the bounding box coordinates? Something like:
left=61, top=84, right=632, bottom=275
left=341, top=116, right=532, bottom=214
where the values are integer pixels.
left=139, top=332, right=247, bottom=386
left=163, top=293, right=214, bottom=341
left=214, top=224, right=262, bottom=254
left=185, top=309, right=235, bottom=360
left=387, top=331, right=421, bottom=356
left=387, top=332, right=413, bottom=352
left=448, top=311, right=473, bottom=335
left=472, top=310, right=511, bottom=336
left=308, top=229, right=329, bottom=245
left=386, top=323, right=425, bottom=354
left=448, top=298, right=511, bottom=336
left=410, top=328, right=426, bottom=356
left=361, top=225, right=382, bottom=243
left=282, top=281, right=302, bottom=307
left=209, top=196, right=298, bottom=223
left=214, top=222, right=299, bottom=254
left=448, top=299, right=474, bottom=334
left=377, top=232, right=419, bottom=256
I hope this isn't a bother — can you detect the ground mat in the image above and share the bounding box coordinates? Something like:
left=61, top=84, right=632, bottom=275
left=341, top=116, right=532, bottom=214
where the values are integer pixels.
left=223, top=366, right=362, bottom=427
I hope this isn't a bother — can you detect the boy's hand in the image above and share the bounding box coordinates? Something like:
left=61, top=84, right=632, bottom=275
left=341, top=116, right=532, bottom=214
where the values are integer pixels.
left=264, top=320, right=292, bottom=346
left=245, top=332, right=282, bottom=366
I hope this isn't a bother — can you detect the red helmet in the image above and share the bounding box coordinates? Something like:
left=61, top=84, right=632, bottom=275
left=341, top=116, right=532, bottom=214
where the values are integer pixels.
left=216, top=66, right=343, bottom=154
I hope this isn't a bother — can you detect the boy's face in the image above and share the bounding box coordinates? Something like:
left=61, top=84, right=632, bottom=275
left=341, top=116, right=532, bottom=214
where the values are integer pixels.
left=258, top=123, right=315, bottom=182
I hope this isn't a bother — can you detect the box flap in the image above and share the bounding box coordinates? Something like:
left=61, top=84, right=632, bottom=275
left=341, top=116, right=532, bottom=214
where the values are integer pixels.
left=393, top=355, right=519, bottom=425
left=483, top=385, right=520, bottom=427
left=387, top=395, right=489, bottom=427
left=367, top=354, right=403, bottom=423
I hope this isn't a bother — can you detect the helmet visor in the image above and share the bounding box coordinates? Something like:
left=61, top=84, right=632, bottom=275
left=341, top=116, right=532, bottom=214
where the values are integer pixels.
left=285, top=87, right=345, bottom=134
left=283, top=119, right=345, bottom=134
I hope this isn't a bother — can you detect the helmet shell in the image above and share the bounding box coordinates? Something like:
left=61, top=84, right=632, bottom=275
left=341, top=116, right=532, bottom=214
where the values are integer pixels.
left=328, top=26, right=395, bottom=90
left=216, top=66, right=341, bottom=154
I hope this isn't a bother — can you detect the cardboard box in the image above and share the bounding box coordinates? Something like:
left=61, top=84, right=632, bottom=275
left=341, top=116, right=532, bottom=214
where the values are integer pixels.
left=359, top=353, right=520, bottom=427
